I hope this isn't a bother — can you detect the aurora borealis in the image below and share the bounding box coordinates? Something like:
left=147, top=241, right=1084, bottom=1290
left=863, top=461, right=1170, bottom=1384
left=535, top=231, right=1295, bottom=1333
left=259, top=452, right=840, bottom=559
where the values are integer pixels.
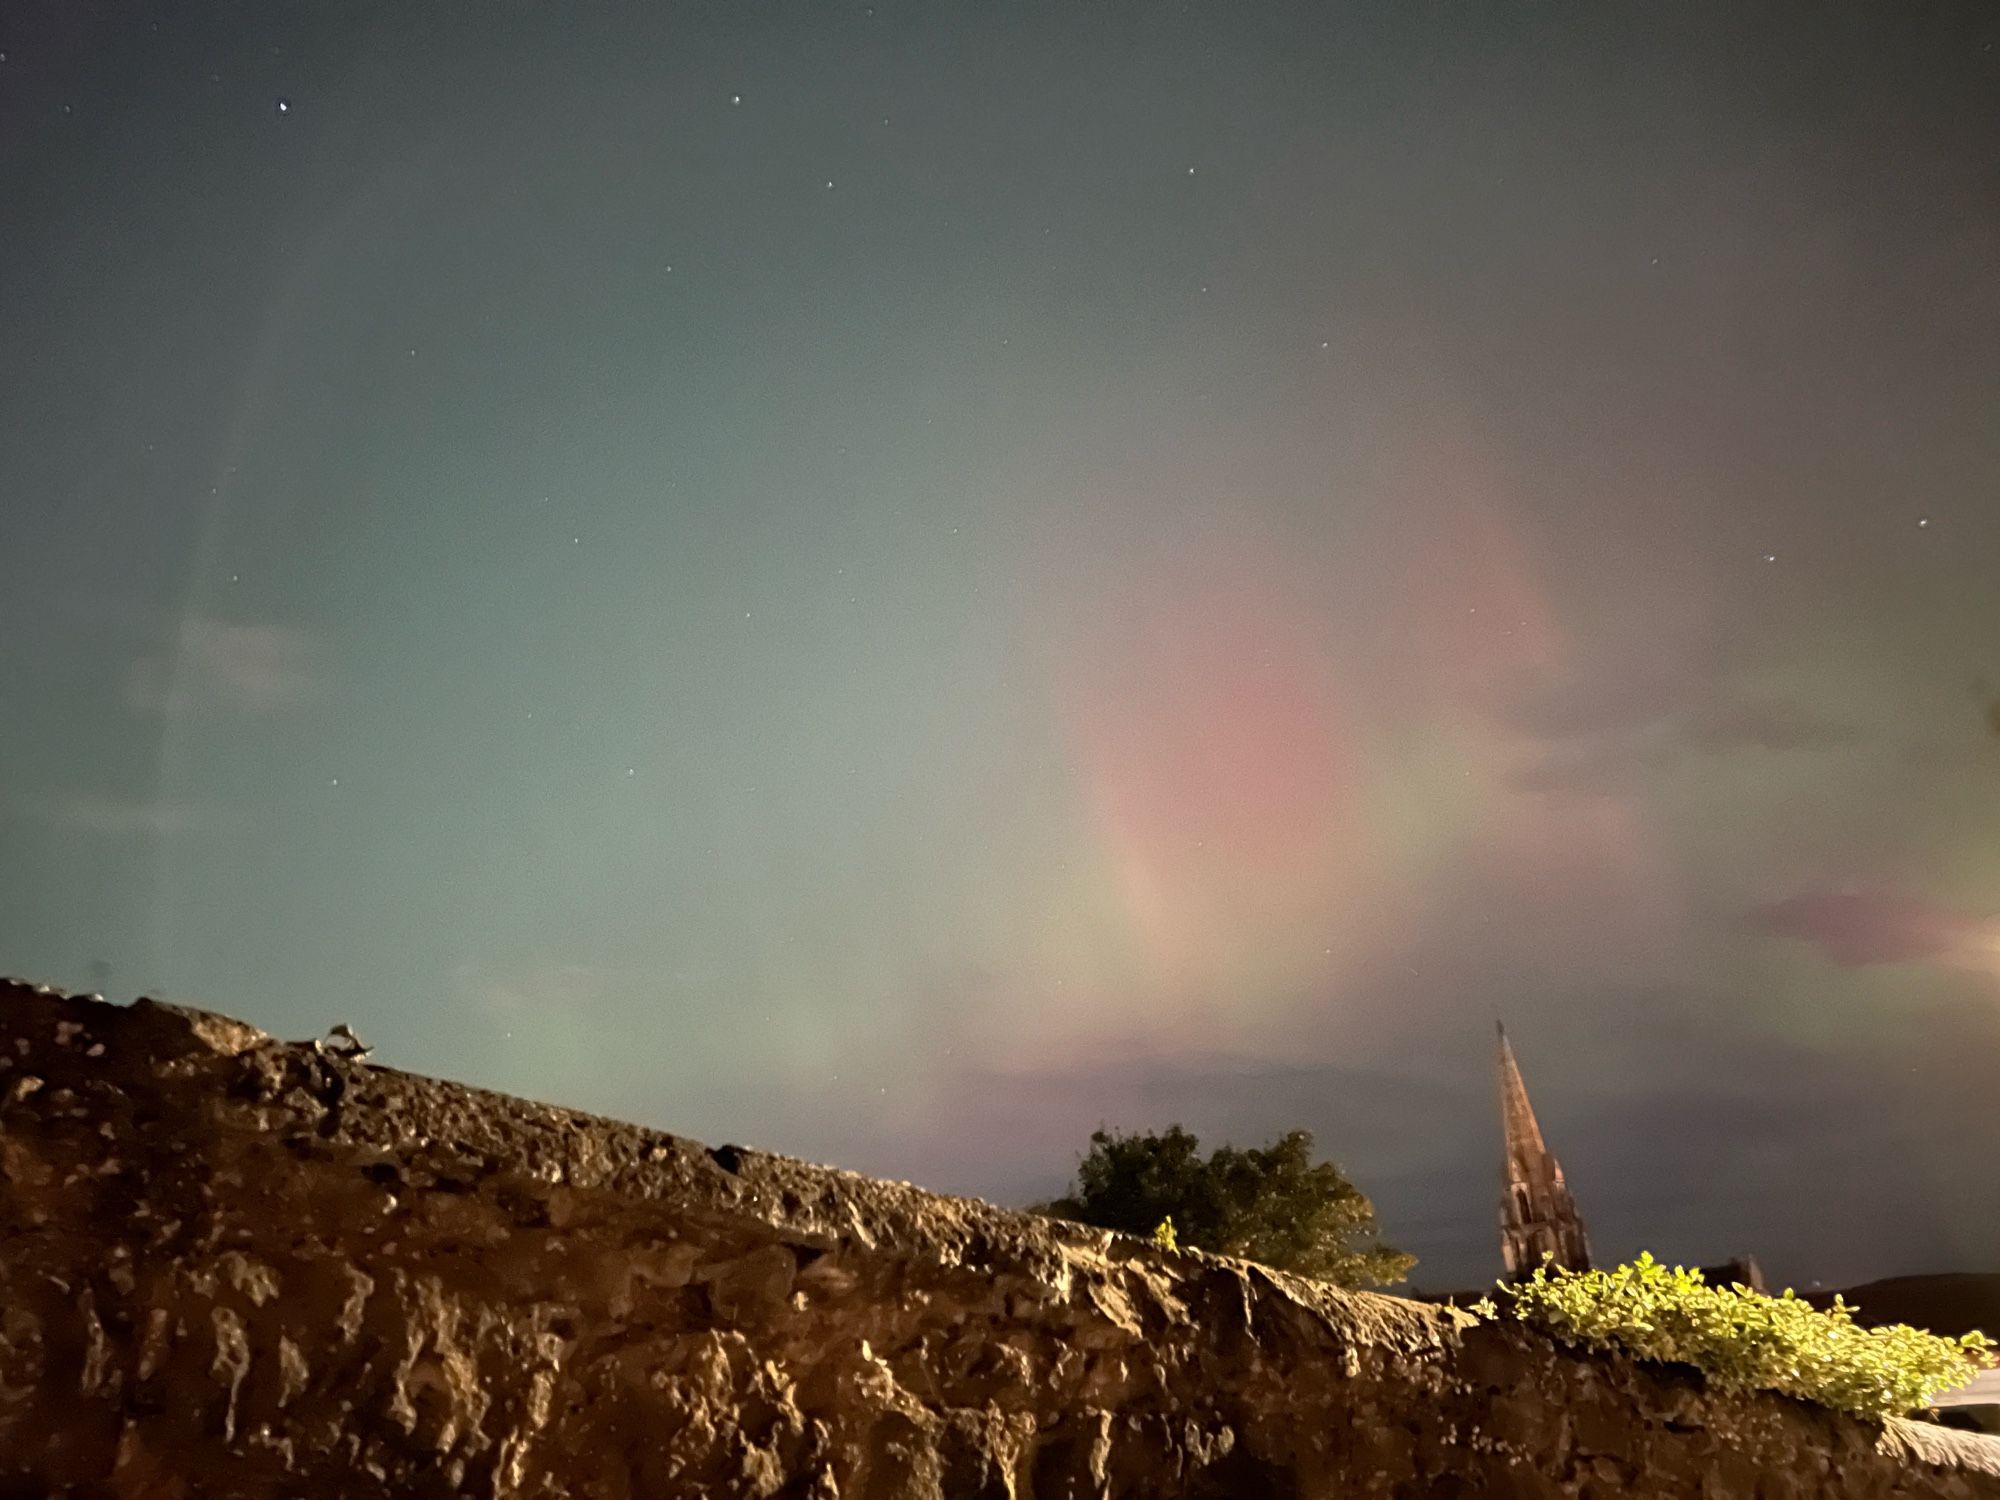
left=2, top=3, right=1996, bottom=1289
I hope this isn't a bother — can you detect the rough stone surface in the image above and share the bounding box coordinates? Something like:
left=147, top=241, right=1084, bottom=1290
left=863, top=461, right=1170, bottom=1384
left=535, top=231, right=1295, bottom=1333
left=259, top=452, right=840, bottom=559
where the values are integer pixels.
left=1, top=978, right=1996, bottom=1498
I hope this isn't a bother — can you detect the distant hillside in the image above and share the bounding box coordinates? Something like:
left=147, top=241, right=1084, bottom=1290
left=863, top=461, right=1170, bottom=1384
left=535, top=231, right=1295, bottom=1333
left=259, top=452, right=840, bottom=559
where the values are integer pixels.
left=1810, top=1274, right=2000, bottom=1342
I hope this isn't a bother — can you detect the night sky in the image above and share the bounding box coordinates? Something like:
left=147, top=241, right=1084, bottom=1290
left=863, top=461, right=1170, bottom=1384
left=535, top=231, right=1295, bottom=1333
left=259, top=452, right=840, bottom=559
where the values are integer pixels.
left=3, top=3, right=1998, bottom=1292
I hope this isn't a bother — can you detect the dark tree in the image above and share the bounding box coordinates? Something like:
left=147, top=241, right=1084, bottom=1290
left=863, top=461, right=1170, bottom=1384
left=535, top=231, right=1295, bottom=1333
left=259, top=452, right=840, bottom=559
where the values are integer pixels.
left=1037, top=1124, right=1416, bottom=1287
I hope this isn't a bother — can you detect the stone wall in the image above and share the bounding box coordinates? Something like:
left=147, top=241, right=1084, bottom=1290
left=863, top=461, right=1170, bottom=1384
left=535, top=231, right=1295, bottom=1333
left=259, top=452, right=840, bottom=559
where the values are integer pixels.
left=1, top=978, right=1995, bottom=1498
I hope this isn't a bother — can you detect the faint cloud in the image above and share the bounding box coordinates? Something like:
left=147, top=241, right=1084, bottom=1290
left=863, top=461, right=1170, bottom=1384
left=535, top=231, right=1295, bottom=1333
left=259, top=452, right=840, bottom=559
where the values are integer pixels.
left=450, top=959, right=609, bottom=1020
left=1509, top=736, right=1666, bottom=796
left=1510, top=694, right=1856, bottom=795
left=31, top=794, right=219, bottom=837
left=1497, top=656, right=1698, bottom=741
left=1749, top=890, right=2000, bottom=973
left=1682, top=698, right=1854, bottom=754
left=1896, top=734, right=2000, bottom=775
left=126, top=618, right=317, bottom=715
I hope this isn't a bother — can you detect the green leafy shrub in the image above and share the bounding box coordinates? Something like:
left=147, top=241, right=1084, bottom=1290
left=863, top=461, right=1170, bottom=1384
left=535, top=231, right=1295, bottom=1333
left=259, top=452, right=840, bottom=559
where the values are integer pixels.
left=1473, top=1253, right=1993, bottom=1420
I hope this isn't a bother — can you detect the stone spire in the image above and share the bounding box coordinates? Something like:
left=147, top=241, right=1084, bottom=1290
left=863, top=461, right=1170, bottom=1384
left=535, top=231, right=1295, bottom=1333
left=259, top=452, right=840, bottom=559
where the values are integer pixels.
left=1496, top=1022, right=1591, bottom=1278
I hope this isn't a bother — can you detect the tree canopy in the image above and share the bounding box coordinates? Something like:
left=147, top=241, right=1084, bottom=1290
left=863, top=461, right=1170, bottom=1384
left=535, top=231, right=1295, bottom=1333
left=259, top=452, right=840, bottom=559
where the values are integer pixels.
left=1037, top=1124, right=1416, bottom=1287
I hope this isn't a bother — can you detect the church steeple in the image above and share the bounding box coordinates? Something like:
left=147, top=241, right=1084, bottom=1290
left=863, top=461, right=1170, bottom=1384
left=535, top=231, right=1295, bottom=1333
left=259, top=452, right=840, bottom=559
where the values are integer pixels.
left=1496, top=1022, right=1591, bottom=1278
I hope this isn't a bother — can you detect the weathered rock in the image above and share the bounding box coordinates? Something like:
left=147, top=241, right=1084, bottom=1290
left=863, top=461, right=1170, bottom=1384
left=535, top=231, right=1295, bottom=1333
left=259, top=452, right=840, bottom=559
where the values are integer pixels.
left=0, top=978, right=1995, bottom=1497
